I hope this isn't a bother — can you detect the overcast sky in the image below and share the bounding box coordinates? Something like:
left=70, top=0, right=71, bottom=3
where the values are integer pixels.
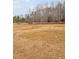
left=13, top=0, right=64, bottom=16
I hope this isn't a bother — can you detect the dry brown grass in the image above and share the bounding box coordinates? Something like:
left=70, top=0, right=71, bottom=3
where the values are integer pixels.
left=13, top=23, right=65, bottom=59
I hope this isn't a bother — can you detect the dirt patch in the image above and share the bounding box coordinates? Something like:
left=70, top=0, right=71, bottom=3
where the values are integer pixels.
left=13, top=24, right=65, bottom=59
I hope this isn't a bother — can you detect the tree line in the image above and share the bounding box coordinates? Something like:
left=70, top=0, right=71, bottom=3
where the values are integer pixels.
left=13, top=1, right=65, bottom=24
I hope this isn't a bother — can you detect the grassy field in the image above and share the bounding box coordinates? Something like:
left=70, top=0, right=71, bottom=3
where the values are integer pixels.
left=13, top=23, right=65, bottom=59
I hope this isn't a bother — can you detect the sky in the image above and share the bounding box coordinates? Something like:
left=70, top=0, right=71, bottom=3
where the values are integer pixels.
left=13, top=0, right=64, bottom=16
